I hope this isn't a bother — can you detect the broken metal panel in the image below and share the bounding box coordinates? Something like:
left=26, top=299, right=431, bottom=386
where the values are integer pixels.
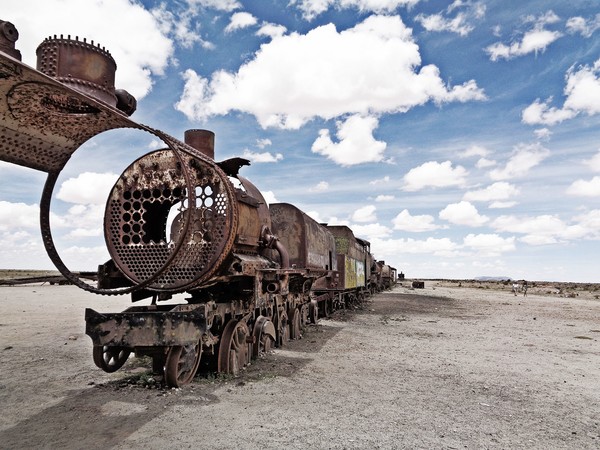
left=85, top=304, right=208, bottom=347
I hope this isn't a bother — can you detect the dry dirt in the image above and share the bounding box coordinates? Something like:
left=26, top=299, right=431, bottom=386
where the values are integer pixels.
left=0, top=280, right=599, bottom=449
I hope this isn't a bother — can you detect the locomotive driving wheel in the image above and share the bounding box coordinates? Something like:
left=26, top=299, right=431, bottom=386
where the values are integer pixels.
left=289, top=307, right=302, bottom=340
left=276, top=310, right=289, bottom=347
left=251, top=315, right=275, bottom=359
left=164, top=342, right=202, bottom=387
left=92, top=345, right=131, bottom=373
left=218, top=320, right=251, bottom=375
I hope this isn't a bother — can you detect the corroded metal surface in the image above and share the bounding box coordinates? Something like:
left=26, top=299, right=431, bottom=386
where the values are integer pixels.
left=37, top=35, right=118, bottom=107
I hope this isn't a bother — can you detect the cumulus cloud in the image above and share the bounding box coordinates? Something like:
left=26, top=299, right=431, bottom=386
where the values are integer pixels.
left=56, top=172, right=118, bottom=205
left=312, top=115, right=387, bottom=166
left=566, top=14, right=600, bottom=38
left=463, top=233, right=516, bottom=256
left=370, top=236, right=459, bottom=258
left=257, top=23, right=287, bottom=39
left=350, top=223, right=393, bottom=240
left=352, top=205, right=377, bottom=223
left=491, top=214, right=590, bottom=245
left=375, top=195, right=395, bottom=202
left=485, top=10, right=562, bottom=61
left=6, top=0, right=175, bottom=99
left=190, top=0, right=241, bottom=11
left=225, top=12, right=258, bottom=33
left=0, top=201, right=39, bottom=231
left=392, top=209, right=439, bottom=232
left=402, top=161, right=468, bottom=191
left=415, top=0, right=485, bottom=36
left=566, top=176, right=600, bottom=197
left=241, top=149, right=283, bottom=163
left=175, top=15, right=485, bottom=130
left=262, top=190, right=279, bottom=205
left=439, top=201, right=488, bottom=226
left=463, top=182, right=520, bottom=202
left=488, top=143, right=549, bottom=181
left=522, top=59, right=600, bottom=126
left=292, top=0, right=421, bottom=21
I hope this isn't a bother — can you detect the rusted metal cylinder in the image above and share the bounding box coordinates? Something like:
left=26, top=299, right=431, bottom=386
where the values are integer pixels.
left=184, top=129, right=215, bottom=160
left=36, top=35, right=117, bottom=107
left=0, top=20, right=21, bottom=60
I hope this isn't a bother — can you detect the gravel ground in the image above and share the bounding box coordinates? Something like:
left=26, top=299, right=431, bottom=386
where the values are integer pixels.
left=0, top=282, right=599, bottom=449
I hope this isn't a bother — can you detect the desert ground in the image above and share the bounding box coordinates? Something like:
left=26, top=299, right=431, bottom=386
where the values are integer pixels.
left=0, top=276, right=599, bottom=449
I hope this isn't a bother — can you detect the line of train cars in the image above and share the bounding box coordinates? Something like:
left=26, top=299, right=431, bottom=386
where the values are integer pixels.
left=0, top=21, right=397, bottom=387
left=85, top=139, right=399, bottom=386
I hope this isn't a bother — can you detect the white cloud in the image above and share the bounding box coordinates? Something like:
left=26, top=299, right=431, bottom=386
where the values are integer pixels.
left=241, top=149, right=283, bottom=163
left=463, top=233, right=516, bottom=256
left=489, top=201, right=517, bottom=209
left=521, top=98, right=577, bottom=126
left=257, top=23, right=287, bottom=39
left=350, top=223, right=393, bottom=240
left=402, top=161, right=468, bottom=191
left=225, top=12, right=258, bottom=33
left=522, top=59, right=600, bottom=126
left=475, top=158, right=496, bottom=169
left=585, top=151, right=600, bottom=172
left=566, top=14, right=600, bottom=38
left=491, top=214, right=590, bottom=245
left=370, top=176, right=390, bottom=185
left=309, top=181, right=330, bottom=192
left=485, top=11, right=562, bottom=61
left=415, top=1, right=485, bottom=37
left=370, top=236, right=460, bottom=257
left=293, top=0, right=421, bottom=21
left=175, top=15, right=485, bottom=129
left=463, top=182, right=520, bottom=202
left=56, top=172, right=118, bottom=205
left=488, top=143, right=549, bottom=181
left=312, top=115, right=387, bottom=166
left=534, top=128, right=552, bottom=140
left=262, top=190, right=279, bottom=205
left=6, top=0, right=175, bottom=99
left=189, top=0, right=241, bottom=11
left=439, top=201, right=488, bottom=227
left=352, top=205, right=377, bottom=223
left=375, top=195, right=395, bottom=202
left=392, top=209, right=439, bottom=232
left=256, top=138, right=272, bottom=149
left=0, top=201, right=39, bottom=231
left=566, top=176, right=600, bottom=197
left=460, top=145, right=490, bottom=158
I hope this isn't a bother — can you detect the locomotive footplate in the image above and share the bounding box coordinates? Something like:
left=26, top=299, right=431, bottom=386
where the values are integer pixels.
left=85, top=303, right=208, bottom=348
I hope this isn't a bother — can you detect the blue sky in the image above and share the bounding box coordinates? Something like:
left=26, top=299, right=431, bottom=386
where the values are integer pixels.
left=2, top=0, right=600, bottom=282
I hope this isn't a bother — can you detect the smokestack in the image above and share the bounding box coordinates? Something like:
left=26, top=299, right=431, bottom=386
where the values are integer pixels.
left=184, top=129, right=215, bottom=160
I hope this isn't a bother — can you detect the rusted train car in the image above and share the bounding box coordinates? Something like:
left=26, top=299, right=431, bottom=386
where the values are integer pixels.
left=0, top=21, right=400, bottom=387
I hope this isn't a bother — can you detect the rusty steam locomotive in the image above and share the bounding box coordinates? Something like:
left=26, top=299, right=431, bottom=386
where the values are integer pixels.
left=0, top=21, right=397, bottom=386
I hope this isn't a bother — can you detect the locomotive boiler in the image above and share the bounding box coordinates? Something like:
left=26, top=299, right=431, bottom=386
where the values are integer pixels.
left=0, top=21, right=397, bottom=387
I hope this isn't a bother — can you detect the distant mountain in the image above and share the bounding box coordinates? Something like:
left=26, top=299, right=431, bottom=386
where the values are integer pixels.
left=475, top=276, right=512, bottom=281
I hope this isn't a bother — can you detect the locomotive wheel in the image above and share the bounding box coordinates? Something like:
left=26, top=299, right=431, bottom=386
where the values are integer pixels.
left=92, top=345, right=131, bottom=373
left=276, top=311, right=289, bottom=347
left=251, top=316, right=275, bottom=359
left=309, top=300, right=319, bottom=324
left=164, top=342, right=201, bottom=387
left=218, top=320, right=251, bottom=375
left=289, top=308, right=302, bottom=340
left=300, top=304, right=309, bottom=328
